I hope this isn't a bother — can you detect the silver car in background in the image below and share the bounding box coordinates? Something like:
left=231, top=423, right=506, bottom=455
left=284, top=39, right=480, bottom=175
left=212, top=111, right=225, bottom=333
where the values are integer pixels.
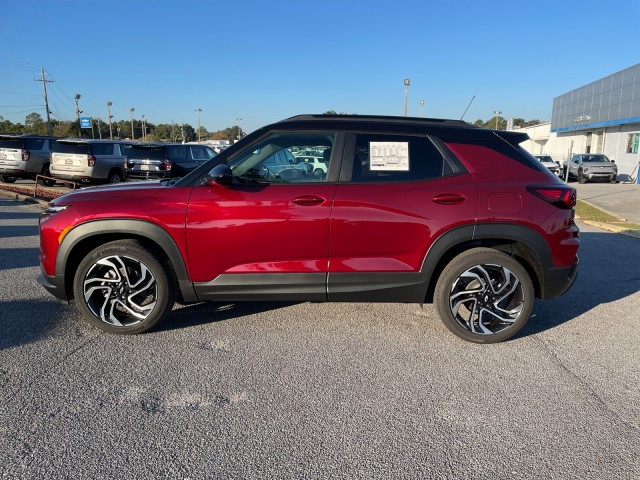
left=533, top=154, right=561, bottom=177
left=50, top=139, right=130, bottom=184
left=566, top=153, right=618, bottom=184
left=0, top=134, right=58, bottom=186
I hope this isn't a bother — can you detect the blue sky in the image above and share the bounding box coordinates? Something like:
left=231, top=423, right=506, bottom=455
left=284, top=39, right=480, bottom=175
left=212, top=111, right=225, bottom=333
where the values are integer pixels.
left=1, top=0, right=639, bottom=133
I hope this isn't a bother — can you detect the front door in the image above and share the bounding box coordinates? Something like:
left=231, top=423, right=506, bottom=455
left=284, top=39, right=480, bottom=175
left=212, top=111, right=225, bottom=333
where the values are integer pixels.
left=185, top=131, right=339, bottom=300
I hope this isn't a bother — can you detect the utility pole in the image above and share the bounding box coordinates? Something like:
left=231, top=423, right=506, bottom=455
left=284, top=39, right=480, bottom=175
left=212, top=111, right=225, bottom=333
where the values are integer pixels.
left=236, top=117, right=242, bottom=141
left=195, top=108, right=202, bottom=142
left=75, top=94, right=82, bottom=137
left=35, top=68, right=53, bottom=135
left=107, top=101, right=113, bottom=140
left=130, top=107, right=135, bottom=140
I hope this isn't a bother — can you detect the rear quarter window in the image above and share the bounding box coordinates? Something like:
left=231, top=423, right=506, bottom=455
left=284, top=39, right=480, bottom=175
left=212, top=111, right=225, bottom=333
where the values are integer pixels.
left=167, top=145, right=188, bottom=162
left=25, top=138, right=45, bottom=150
left=90, top=143, right=115, bottom=156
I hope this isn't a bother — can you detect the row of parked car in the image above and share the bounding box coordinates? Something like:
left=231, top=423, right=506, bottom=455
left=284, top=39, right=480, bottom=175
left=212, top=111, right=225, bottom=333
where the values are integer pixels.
left=533, top=153, right=618, bottom=183
left=0, top=134, right=219, bottom=186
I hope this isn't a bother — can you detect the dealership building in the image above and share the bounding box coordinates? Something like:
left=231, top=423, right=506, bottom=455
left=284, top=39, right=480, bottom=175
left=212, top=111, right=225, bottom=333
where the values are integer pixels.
left=513, top=63, right=640, bottom=177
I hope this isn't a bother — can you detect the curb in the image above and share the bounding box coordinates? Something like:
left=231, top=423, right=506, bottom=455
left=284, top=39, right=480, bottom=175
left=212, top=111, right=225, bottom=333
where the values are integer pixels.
left=581, top=220, right=640, bottom=238
left=579, top=199, right=630, bottom=222
left=0, top=187, right=49, bottom=206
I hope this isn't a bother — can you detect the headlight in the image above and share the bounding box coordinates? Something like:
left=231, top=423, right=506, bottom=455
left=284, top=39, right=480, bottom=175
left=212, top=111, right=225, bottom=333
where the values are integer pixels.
left=39, top=204, right=69, bottom=224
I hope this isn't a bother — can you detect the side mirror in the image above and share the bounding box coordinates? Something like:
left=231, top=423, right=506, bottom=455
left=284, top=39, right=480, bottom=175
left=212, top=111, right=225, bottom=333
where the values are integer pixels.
left=204, top=164, right=232, bottom=187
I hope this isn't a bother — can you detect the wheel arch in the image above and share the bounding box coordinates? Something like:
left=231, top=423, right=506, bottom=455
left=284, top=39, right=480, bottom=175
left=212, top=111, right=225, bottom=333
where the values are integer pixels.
left=423, top=223, right=551, bottom=301
left=57, top=219, right=197, bottom=303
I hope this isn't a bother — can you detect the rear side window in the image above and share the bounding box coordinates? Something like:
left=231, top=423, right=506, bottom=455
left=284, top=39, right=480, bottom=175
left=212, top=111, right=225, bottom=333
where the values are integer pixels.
left=167, top=145, right=188, bottom=162
left=25, top=138, right=45, bottom=150
left=351, top=134, right=455, bottom=183
left=91, top=143, right=115, bottom=156
left=55, top=142, right=90, bottom=154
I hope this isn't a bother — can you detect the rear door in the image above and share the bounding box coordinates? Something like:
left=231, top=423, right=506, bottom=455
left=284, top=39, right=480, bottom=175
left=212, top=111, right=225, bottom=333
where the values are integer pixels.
left=327, top=131, right=478, bottom=301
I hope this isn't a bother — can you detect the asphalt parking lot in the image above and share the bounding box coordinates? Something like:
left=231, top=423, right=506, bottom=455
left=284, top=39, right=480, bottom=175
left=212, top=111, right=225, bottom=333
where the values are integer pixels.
left=0, top=193, right=638, bottom=479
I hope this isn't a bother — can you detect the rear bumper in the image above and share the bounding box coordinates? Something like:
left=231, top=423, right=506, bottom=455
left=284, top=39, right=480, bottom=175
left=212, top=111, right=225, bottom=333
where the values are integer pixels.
left=541, top=255, right=579, bottom=299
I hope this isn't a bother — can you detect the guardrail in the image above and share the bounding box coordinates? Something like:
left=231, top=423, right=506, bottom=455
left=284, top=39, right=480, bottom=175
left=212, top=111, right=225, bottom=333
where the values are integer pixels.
left=34, top=175, right=77, bottom=199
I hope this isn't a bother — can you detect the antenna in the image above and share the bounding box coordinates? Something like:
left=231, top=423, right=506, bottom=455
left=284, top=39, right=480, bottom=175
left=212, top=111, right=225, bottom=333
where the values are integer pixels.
left=460, top=95, right=476, bottom=120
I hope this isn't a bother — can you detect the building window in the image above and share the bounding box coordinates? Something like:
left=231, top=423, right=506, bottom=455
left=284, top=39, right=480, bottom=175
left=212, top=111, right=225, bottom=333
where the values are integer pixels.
left=627, top=133, right=640, bottom=154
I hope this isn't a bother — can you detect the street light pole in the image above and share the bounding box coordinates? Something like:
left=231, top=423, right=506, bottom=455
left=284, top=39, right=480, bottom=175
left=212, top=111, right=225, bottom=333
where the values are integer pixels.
left=106, top=101, right=113, bottom=140
left=195, top=108, right=202, bottom=142
left=236, top=117, right=242, bottom=141
left=141, top=114, right=146, bottom=141
left=74, top=94, right=82, bottom=137
left=130, top=107, right=135, bottom=140
left=403, top=79, right=410, bottom=117
left=493, top=110, right=502, bottom=130
left=419, top=99, right=424, bottom=118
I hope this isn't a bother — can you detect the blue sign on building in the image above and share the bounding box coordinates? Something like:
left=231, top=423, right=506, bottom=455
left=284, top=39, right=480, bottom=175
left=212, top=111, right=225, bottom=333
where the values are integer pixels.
left=80, top=117, right=91, bottom=128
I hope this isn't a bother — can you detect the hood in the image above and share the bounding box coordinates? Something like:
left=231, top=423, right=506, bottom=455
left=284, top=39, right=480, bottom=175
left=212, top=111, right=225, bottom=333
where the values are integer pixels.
left=51, top=180, right=168, bottom=205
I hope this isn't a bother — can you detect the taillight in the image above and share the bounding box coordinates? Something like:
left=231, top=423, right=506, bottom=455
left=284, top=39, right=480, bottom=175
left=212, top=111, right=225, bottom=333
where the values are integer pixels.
left=88, top=155, right=96, bottom=167
left=22, top=149, right=30, bottom=161
left=124, top=156, right=130, bottom=169
left=164, top=159, right=173, bottom=171
left=527, top=186, right=576, bottom=209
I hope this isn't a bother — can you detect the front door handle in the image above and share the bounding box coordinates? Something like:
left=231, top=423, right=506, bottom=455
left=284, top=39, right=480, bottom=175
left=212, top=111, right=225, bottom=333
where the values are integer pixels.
left=292, top=195, right=326, bottom=206
left=432, top=193, right=466, bottom=205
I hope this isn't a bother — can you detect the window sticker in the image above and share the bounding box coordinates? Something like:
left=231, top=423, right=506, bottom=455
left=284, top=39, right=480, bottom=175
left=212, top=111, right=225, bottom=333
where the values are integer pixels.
left=369, top=142, right=409, bottom=171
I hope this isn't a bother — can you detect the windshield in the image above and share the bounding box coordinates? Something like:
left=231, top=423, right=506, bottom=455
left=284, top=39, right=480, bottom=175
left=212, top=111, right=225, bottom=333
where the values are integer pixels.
left=536, top=156, right=553, bottom=162
left=583, top=155, right=610, bottom=163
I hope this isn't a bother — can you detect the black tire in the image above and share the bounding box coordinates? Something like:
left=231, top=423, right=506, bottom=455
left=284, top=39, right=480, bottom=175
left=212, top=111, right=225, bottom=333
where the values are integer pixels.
left=72, top=239, right=176, bottom=334
left=39, top=164, right=56, bottom=187
left=107, top=169, right=123, bottom=184
left=0, top=175, right=17, bottom=183
left=313, top=168, right=324, bottom=178
left=578, top=170, right=586, bottom=184
left=434, top=247, right=534, bottom=344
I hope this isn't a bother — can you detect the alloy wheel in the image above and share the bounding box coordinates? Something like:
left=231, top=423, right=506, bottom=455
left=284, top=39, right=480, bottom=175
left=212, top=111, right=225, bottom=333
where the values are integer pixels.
left=82, top=255, right=158, bottom=327
left=448, top=263, right=525, bottom=336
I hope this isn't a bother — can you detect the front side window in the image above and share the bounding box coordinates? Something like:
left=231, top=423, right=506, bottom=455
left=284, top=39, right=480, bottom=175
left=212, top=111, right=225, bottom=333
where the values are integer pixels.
left=351, top=133, right=456, bottom=183
left=228, top=132, right=335, bottom=184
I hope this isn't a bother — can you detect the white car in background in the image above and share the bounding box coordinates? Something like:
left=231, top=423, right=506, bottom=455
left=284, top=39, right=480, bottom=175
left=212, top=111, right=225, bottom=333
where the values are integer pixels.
left=533, top=154, right=561, bottom=176
left=295, top=155, right=328, bottom=178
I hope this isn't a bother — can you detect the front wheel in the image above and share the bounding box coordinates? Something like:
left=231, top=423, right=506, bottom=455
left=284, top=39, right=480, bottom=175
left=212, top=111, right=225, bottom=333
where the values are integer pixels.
left=434, top=248, right=534, bottom=343
left=578, top=170, right=587, bottom=184
left=72, top=240, right=176, bottom=334
left=0, top=175, right=17, bottom=183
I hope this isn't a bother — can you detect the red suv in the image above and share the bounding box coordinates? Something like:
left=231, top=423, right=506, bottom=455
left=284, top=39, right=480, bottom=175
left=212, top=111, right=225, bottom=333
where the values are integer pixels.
left=38, top=115, right=579, bottom=343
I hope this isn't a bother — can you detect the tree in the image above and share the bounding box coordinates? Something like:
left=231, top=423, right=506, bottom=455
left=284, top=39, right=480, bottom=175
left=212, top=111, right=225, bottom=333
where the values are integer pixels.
left=25, top=113, right=47, bottom=135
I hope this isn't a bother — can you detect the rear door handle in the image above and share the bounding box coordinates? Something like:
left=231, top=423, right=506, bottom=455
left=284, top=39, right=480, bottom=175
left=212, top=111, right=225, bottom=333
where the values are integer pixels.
left=292, top=195, right=326, bottom=206
left=432, top=193, right=466, bottom=205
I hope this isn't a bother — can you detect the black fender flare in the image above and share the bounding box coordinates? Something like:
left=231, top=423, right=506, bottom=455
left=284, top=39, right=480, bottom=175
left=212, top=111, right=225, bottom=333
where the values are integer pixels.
left=57, top=219, right=198, bottom=302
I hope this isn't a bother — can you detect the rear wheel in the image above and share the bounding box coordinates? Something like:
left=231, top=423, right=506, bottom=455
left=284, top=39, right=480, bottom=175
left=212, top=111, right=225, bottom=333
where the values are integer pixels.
left=72, top=240, right=176, bottom=334
left=434, top=248, right=534, bottom=343
left=0, top=175, right=17, bottom=183
left=39, top=164, right=56, bottom=186
left=107, top=169, right=123, bottom=183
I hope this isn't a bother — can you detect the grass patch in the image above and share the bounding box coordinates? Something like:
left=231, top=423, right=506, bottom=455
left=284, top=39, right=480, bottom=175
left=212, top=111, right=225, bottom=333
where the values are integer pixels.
left=576, top=200, right=640, bottom=230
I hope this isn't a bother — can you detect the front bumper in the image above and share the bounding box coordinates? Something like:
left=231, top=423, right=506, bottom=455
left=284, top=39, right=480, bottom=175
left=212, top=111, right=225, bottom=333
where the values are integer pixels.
left=37, top=273, right=70, bottom=303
